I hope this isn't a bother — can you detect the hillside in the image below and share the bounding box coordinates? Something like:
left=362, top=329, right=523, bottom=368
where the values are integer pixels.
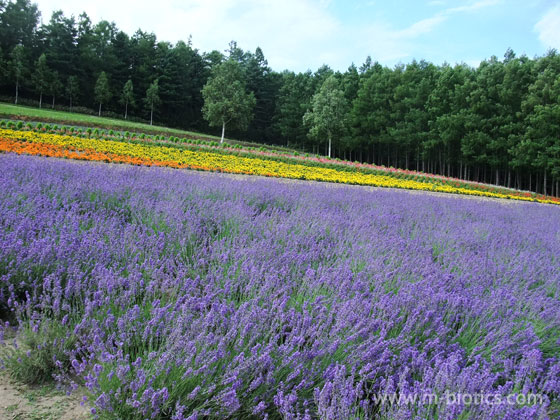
left=1, top=109, right=559, bottom=206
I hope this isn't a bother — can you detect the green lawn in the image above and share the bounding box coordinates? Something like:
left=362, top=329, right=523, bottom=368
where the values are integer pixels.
left=0, top=102, right=222, bottom=140
left=0, top=102, right=299, bottom=153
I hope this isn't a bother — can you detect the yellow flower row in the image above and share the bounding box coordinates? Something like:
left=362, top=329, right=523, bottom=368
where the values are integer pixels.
left=1, top=129, right=557, bottom=205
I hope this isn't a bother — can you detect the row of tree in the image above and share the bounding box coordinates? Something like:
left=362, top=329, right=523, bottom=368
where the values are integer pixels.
left=0, top=0, right=559, bottom=196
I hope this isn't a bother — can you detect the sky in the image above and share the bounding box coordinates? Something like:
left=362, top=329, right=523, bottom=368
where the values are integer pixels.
left=33, top=0, right=560, bottom=72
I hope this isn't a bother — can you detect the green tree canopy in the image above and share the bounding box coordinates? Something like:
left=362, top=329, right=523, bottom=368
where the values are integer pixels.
left=202, top=59, right=256, bottom=143
left=303, top=75, right=348, bottom=158
left=94, top=71, right=111, bottom=116
left=145, top=78, right=160, bottom=125
left=9, top=44, right=26, bottom=104
left=66, top=75, right=79, bottom=110
left=32, top=53, right=50, bottom=108
left=49, top=70, right=63, bottom=108
left=121, top=79, right=134, bottom=119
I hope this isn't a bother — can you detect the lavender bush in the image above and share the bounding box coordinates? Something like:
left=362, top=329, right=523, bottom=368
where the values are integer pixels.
left=0, top=154, right=559, bottom=420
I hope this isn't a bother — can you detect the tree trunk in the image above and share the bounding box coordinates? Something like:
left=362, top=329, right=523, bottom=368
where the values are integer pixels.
left=70, top=97, right=73, bottom=112
left=496, top=169, right=499, bottom=186
left=125, top=102, right=128, bottom=120
left=98, top=103, right=102, bottom=117
left=39, top=92, right=43, bottom=108
left=15, top=79, right=19, bottom=105
left=328, top=134, right=332, bottom=158
left=150, top=104, right=154, bottom=126
left=52, top=95, right=55, bottom=109
left=544, top=171, right=547, bottom=196
left=221, top=121, right=226, bottom=144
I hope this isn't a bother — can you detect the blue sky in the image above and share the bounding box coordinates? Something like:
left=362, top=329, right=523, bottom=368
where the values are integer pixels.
left=35, top=0, right=560, bottom=72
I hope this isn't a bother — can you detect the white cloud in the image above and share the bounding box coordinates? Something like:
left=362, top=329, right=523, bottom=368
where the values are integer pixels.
left=535, top=5, right=560, bottom=49
left=445, top=0, right=502, bottom=14
left=396, top=15, right=448, bottom=38
left=355, top=0, right=500, bottom=65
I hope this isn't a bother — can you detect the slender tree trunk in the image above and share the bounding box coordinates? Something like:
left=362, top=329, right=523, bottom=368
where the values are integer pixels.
left=70, top=97, right=73, bottom=112
left=221, top=121, right=225, bottom=144
left=15, top=79, right=19, bottom=105
left=98, top=103, right=102, bottom=117
left=328, top=135, right=332, bottom=158
left=544, top=171, right=547, bottom=196
left=150, top=104, right=154, bottom=126
left=507, top=170, right=511, bottom=188
left=529, top=173, right=532, bottom=193
left=39, top=92, right=43, bottom=108
left=52, top=95, right=55, bottom=109
left=125, top=102, right=128, bottom=120
left=496, top=169, right=499, bottom=186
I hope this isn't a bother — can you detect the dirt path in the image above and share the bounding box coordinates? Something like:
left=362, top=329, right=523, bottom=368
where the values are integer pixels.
left=0, top=374, right=90, bottom=420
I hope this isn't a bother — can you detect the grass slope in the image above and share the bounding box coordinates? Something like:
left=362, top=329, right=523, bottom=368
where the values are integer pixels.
left=0, top=102, right=222, bottom=139
left=0, top=102, right=298, bottom=154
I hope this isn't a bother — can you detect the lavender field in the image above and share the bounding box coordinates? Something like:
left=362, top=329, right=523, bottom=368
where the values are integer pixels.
left=0, top=154, right=559, bottom=420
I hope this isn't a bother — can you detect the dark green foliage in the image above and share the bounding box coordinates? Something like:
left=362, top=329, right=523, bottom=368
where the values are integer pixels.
left=94, top=71, right=111, bottom=116
left=2, top=320, right=77, bottom=385
left=202, top=59, right=256, bottom=143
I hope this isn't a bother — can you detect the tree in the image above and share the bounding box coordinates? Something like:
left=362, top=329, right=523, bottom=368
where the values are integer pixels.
left=121, top=79, right=134, bottom=119
left=245, top=47, right=281, bottom=143
left=49, top=71, right=63, bottom=108
left=66, top=75, right=79, bottom=111
left=41, top=10, right=78, bottom=82
left=32, top=53, right=50, bottom=108
left=94, top=71, right=111, bottom=116
left=304, top=75, right=348, bottom=158
left=9, top=44, right=26, bottom=104
left=202, top=60, right=256, bottom=143
left=273, top=70, right=315, bottom=149
left=0, top=0, right=40, bottom=53
left=145, top=79, right=160, bottom=125
left=0, top=47, right=5, bottom=84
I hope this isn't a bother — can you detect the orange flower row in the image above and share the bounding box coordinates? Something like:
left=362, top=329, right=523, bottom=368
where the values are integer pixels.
left=0, top=137, right=253, bottom=174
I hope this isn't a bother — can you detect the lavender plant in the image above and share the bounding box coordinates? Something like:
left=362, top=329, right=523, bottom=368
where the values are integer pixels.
left=0, top=154, right=559, bottom=419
